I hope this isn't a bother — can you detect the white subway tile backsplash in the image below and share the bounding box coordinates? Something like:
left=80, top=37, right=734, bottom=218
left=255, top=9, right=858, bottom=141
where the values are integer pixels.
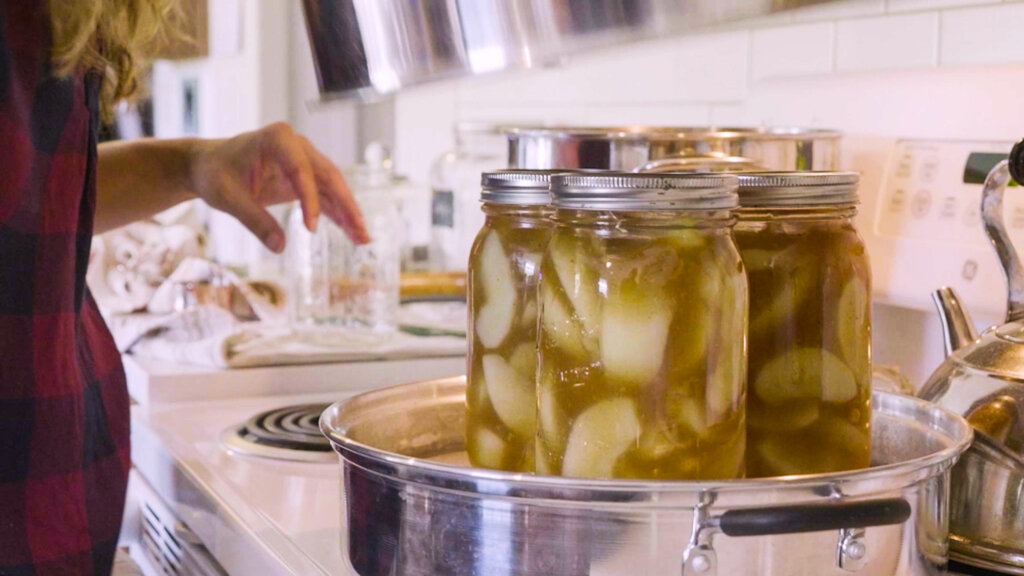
left=836, top=12, right=938, bottom=71
left=886, top=0, right=993, bottom=13
left=456, top=32, right=749, bottom=106
left=719, top=10, right=796, bottom=32
left=394, top=82, right=457, bottom=185
left=575, top=104, right=712, bottom=126
left=791, top=0, right=886, bottom=22
left=940, top=4, right=1024, bottom=66
left=671, top=31, right=750, bottom=101
left=458, top=103, right=711, bottom=128
left=751, top=23, right=835, bottom=81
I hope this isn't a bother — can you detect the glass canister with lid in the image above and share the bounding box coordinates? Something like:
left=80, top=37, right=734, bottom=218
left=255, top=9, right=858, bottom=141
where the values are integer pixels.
left=430, top=123, right=508, bottom=272
left=537, top=172, right=747, bottom=480
left=733, top=172, right=871, bottom=477
left=466, top=170, right=561, bottom=472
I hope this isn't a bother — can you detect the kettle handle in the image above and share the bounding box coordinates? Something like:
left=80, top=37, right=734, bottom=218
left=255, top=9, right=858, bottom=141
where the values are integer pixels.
left=982, top=138, right=1024, bottom=323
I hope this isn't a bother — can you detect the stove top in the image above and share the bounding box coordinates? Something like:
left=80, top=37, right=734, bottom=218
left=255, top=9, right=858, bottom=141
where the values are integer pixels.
left=131, top=392, right=352, bottom=576
left=221, top=403, right=335, bottom=463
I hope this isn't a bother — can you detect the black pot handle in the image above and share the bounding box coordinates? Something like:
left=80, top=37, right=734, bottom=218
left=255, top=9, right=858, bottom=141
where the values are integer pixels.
left=717, top=497, right=911, bottom=537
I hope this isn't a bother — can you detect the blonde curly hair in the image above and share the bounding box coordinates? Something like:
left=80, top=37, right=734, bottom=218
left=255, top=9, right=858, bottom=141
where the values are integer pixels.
left=49, top=0, right=179, bottom=121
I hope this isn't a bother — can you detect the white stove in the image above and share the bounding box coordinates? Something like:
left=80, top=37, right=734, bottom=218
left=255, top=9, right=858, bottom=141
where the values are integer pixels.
left=123, top=351, right=465, bottom=575
left=129, top=391, right=355, bottom=576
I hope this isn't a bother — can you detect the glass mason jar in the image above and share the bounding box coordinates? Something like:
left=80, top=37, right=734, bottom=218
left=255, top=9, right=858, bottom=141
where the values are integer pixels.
left=430, top=123, right=507, bottom=272
left=288, top=202, right=350, bottom=334
left=466, top=170, right=559, bottom=472
left=288, top=145, right=402, bottom=343
left=537, top=173, right=747, bottom=480
left=733, top=172, right=871, bottom=477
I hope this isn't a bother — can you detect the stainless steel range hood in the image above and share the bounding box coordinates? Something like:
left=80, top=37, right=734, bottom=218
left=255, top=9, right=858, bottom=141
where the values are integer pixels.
left=301, top=0, right=829, bottom=100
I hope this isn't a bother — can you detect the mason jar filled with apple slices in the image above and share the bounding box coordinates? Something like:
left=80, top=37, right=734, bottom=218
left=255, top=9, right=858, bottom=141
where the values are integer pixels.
left=537, top=172, right=747, bottom=480
left=734, top=172, right=871, bottom=478
left=467, top=170, right=565, bottom=472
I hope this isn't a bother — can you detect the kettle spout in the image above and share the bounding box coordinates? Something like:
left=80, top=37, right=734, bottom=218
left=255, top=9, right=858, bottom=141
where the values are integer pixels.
left=933, top=287, right=979, bottom=356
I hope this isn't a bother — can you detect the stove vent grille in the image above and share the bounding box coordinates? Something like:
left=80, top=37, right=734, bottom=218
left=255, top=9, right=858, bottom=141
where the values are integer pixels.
left=133, top=476, right=225, bottom=576
left=141, top=500, right=185, bottom=576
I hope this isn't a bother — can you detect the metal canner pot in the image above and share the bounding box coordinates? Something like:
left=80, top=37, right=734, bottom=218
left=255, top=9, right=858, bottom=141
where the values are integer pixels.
left=504, top=126, right=841, bottom=172
left=321, top=377, right=971, bottom=576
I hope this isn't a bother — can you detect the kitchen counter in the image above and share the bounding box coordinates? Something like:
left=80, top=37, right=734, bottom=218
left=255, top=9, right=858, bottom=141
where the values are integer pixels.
left=123, top=353, right=465, bottom=405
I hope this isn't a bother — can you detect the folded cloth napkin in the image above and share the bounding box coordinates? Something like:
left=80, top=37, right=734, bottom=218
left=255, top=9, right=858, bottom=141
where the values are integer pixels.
left=88, top=222, right=204, bottom=314
left=127, top=312, right=465, bottom=368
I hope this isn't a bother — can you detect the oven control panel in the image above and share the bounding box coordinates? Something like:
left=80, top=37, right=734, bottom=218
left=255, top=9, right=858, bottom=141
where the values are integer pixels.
left=870, top=139, right=1016, bottom=317
left=876, top=140, right=1016, bottom=247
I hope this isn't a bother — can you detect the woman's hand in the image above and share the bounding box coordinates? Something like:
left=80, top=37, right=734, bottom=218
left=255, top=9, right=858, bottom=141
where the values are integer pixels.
left=189, top=122, right=370, bottom=252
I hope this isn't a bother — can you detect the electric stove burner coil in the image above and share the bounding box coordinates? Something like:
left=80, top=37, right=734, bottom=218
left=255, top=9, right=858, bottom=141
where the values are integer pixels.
left=222, top=403, right=335, bottom=463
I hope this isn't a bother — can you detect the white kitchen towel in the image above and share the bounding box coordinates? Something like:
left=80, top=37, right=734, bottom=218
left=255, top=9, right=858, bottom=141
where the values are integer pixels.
left=125, top=310, right=465, bottom=368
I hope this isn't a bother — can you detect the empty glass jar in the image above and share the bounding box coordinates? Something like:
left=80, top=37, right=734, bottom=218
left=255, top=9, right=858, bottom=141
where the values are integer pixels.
left=466, top=170, right=561, bottom=472
left=537, top=172, right=747, bottom=480
left=734, top=172, right=871, bottom=477
left=288, top=144, right=401, bottom=343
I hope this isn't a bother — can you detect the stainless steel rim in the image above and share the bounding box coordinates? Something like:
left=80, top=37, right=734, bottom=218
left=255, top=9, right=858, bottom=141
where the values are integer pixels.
left=502, top=126, right=842, bottom=142
left=320, top=383, right=972, bottom=496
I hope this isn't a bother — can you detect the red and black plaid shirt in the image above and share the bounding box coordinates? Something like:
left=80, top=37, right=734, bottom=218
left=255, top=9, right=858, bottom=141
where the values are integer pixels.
left=0, top=3, right=130, bottom=575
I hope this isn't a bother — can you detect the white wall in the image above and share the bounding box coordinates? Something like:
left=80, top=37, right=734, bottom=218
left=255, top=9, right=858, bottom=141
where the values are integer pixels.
left=151, top=0, right=358, bottom=168
left=153, top=0, right=276, bottom=138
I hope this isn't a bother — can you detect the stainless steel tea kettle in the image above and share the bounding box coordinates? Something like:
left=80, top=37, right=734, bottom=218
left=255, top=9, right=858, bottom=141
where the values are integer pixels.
left=918, top=139, right=1024, bottom=574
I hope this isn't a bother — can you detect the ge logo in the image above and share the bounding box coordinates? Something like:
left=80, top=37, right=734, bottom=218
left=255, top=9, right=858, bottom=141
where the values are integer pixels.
left=962, top=260, right=978, bottom=281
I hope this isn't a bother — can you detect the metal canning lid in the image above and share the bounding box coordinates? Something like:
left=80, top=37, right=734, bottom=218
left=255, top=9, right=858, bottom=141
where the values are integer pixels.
left=549, top=172, right=738, bottom=211
left=480, top=170, right=566, bottom=205
left=736, top=171, right=860, bottom=207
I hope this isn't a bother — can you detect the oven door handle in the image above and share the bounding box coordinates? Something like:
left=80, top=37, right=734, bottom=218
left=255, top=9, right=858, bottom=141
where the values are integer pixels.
left=715, top=497, right=912, bottom=537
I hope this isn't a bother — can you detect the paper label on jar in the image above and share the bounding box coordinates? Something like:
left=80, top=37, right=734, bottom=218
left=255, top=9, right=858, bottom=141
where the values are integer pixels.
left=431, top=190, right=455, bottom=228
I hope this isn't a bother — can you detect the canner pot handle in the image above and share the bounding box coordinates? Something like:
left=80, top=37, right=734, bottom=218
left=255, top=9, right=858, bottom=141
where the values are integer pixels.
left=681, top=497, right=911, bottom=575
left=715, top=497, right=911, bottom=537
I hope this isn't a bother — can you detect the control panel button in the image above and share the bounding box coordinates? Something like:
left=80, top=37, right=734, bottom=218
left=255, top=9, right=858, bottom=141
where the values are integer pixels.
left=962, top=259, right=978, bottom=281
left=921, top=156, right=939, bottom=184
left=889, top=189, right=906, bottom=213
left=940, top=196, right=957, bottom=220
left=911, top=190, right=932, bottom=219
left=962, top=204, right=979, bottom=228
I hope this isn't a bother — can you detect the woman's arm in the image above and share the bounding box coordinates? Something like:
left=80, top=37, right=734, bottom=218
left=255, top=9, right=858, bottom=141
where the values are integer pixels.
left=96, top=123, right=369, bottom=251
left=96, top=138, right=197, bottom=232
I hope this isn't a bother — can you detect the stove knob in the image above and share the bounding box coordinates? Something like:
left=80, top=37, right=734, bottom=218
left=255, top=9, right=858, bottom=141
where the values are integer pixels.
left=1009, top=137, right=1024, bottom=186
